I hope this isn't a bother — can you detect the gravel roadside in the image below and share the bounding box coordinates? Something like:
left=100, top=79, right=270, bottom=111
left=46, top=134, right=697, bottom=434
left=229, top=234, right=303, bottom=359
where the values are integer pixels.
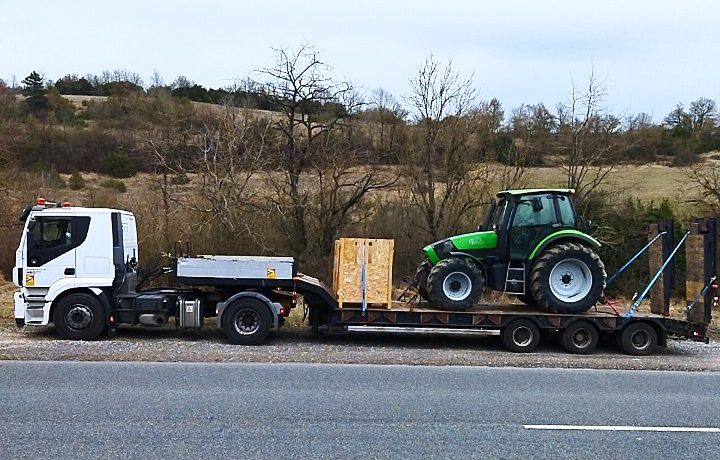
left=1, top=321, right=718, bottom=371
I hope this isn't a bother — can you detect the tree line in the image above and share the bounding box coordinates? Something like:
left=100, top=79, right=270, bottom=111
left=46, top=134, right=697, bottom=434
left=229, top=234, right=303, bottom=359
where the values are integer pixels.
left=1, top=46, right=719, bottom=296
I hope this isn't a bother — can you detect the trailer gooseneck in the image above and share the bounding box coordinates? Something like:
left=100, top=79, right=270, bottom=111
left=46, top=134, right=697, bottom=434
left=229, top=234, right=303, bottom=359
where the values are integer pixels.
left=12, top=200, right=717, bottom=355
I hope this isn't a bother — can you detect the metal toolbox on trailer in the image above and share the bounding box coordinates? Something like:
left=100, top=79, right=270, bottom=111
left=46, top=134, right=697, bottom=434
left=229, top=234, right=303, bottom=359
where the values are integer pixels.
left=176, top=255, right=295, bottom=280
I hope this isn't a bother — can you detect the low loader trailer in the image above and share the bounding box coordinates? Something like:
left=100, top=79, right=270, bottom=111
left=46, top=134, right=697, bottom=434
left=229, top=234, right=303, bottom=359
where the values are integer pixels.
left=12, top=200, right=717, bottom=355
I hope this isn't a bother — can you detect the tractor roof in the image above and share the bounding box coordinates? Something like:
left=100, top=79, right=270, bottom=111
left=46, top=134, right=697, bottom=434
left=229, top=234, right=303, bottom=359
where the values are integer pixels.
left=497, top=188, right=575, bottom=198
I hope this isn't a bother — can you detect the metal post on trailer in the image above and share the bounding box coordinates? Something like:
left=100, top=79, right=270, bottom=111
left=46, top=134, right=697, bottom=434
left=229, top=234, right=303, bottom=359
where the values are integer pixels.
left=685, top=218, right=717, bottom=324
left=648, top=221, right=675, bottom=315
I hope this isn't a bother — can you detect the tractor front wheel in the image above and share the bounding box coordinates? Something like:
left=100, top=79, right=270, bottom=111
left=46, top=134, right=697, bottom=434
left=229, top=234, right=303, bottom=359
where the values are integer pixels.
left=427, top=258, right=484, bottom=311
left=414, top=261, right=431, bottom=302
left=530, top=243, right=606, bottom=313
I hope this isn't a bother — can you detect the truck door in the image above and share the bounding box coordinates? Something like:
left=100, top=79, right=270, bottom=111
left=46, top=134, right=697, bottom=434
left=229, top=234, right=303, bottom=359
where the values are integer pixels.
left=25, top=216, right=90, bottom=288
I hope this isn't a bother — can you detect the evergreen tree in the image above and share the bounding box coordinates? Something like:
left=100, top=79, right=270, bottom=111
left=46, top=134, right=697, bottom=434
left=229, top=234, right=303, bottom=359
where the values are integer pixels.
left=21, top=71, right=49, bottom=116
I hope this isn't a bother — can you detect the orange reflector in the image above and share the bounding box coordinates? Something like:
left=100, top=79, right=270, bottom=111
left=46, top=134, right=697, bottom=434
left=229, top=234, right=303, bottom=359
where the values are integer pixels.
left=36, top=197, right=46, bottom=205
left=62, top=202, right=71, bottom=207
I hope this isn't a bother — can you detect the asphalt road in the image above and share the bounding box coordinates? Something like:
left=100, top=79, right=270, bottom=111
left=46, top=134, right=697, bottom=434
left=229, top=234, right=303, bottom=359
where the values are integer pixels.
left=0, top=362, right=718, bottom=459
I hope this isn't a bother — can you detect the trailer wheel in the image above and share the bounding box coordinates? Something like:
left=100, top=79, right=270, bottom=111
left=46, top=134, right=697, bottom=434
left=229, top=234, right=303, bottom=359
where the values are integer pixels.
left=561, top=320, right=599, bottom=354
left=53, top=293, right=106, bottom=341
left=427, top=257, right=484, bottom=311
left=502, top=319, right=540, bottom=353
left=222, top=298, right=272, bottom=345
left=619, top=322, right=658, bottom=356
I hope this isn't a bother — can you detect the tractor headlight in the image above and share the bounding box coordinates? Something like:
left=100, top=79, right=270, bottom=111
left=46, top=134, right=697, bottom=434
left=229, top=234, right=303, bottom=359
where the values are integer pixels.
left=434, top=239, right=455, bottom=259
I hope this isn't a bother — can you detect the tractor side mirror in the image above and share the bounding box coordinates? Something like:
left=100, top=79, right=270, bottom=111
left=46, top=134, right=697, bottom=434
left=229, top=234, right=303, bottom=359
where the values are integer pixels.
left=531, top=198, right=543, bottom=213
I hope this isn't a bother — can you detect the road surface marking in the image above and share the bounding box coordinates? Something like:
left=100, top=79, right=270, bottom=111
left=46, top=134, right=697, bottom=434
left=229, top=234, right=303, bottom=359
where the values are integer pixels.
left=523, top=425, right=720, bottom=433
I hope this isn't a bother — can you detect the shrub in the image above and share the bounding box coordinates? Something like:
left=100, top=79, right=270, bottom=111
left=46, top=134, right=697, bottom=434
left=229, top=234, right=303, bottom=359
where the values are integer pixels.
left=101, top=153, right=137, bottom=178
left=68, top=171, right=85, bottom=190
left=101, top=178, right=127, bottom=193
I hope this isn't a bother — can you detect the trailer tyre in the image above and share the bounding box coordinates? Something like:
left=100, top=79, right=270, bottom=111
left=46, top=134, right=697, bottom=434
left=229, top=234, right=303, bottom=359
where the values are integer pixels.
left=530, top=243, right=606, bottom=313
left=427, top=257, right=484, bottom=311
left=561, top=320, right=599, bottom=354
left=502, top=319, right=540, bottom=353
left=619, top=322, right=657, bottom=356
left=53, top=293, right=106, bottom=341
left=222, top=298, right=272, bottom=345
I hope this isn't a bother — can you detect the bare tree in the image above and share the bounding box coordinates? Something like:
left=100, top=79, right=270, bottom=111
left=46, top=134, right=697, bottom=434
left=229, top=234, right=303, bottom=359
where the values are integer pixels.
left=404, top=55, right=496, bottom=239
left=556, top=70, right=622, bottom=209
left=689, top=161, right=720, bottom=214
left=259, top=45, right=397, bottom=266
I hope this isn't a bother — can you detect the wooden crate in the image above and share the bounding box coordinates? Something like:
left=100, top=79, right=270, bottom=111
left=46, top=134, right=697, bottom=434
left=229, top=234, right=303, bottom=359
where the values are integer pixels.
left=333, top=238, right=394, bottom=308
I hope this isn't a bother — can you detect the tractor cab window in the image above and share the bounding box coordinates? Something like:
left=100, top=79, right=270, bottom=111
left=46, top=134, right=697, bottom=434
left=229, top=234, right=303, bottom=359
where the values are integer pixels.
left=508, top=195, right=559, bottom=260
left=492, top=199, right=509, bottom=231
left=557, top=195, right=576, bottom=227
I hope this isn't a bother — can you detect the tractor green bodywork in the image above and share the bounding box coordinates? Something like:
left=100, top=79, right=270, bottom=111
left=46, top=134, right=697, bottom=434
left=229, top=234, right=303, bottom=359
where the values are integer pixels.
left=421, top=188, right=600, bottom=293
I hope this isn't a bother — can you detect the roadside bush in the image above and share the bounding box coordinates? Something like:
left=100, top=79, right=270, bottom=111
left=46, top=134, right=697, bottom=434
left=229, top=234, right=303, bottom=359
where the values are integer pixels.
left=101, top=178, right=127, bottom=193
left=68, top=171, right=85, bottom=190
left=101, top=153, right=137, bottom=178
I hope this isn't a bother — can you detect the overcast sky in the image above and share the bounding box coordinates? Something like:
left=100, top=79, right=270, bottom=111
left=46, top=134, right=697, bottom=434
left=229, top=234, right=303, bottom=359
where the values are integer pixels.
left=2, top=0, right=718, bottom=122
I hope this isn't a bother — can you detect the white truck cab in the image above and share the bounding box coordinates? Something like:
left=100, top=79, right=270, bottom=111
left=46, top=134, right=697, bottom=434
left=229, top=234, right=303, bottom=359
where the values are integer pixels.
left=13, top=199, right=137, bottom=327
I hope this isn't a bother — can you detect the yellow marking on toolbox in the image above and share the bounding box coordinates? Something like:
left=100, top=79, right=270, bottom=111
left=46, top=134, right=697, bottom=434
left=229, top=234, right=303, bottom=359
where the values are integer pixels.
left=267, top=268, right=276, bottom=279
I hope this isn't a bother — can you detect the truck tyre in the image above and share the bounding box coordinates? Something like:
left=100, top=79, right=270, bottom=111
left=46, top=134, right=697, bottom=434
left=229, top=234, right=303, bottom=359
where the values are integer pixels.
left=561, top=320, right=599, bottom=354
left=530, top=243, right=606, bottom=313
left=53, top=293, right=106, bottom=341
left=222, top=298, right=272, bottom=345
left=427, top=257, right=484, bottom=311
left=619, top=322, right=658, bottom=356
left=502, top=319, right=540, bottom=353
left=414, top=261, right=431, bottom=302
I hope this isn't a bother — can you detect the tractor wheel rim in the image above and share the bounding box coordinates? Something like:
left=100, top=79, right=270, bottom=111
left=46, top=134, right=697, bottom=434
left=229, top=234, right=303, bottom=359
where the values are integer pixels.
left=630, top=329, right=650, bottom=350
left=512, top=326, right=533, bottom=347
left=442, top=271, right=472, bottom=301
left=234, top=309, right=260, bottom=335
left=549, top=258, right=593, bottom=303
left=66, top=305, right=93, bottom=331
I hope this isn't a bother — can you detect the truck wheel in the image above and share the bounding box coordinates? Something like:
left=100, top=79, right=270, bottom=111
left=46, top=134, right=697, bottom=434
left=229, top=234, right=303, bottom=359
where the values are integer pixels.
left=427, top=257, right=484, bottom=311
left=222, top=298, right=272, bottom=345
left=414, top=261, right=431, bottom=302
left=53, top=293, right=106, bottom=341
left=502, top=319, right=540, bottom=353
left=530, top=243, right=606, bottom=313
left=619, top=322, right=658, bottom=356
left=562, top=320, right=599, bottom=354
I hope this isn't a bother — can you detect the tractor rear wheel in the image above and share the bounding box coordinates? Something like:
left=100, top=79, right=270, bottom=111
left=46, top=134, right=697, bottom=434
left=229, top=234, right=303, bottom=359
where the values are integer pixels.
left=427, top=257, right=484, bottom=311
left=530, top=243, right=606, bottom=313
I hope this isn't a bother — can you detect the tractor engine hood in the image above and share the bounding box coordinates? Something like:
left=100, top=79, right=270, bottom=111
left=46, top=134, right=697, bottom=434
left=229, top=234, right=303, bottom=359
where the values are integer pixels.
left=423, top=231, right=498, bottom=264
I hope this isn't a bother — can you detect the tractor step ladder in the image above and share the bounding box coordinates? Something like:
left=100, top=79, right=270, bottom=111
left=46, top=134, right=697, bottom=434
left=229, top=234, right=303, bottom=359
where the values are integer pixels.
left=504, top=263, right=526, bottom=295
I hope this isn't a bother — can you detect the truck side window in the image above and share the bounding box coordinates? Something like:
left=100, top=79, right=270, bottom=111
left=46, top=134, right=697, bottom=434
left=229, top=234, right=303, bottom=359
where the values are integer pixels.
left=27, top=216, right=91, bottom=266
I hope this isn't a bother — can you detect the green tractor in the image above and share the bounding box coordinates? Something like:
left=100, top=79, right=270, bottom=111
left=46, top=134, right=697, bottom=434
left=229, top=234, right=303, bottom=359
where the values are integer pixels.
left=415, top=189, right=606, bottom=313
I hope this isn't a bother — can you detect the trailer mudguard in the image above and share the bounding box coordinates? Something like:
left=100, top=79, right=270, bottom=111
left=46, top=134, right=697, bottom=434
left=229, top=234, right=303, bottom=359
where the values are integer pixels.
left=216, top=291, right=281, bottom=331
left=528, top=230, right=601, bottom=260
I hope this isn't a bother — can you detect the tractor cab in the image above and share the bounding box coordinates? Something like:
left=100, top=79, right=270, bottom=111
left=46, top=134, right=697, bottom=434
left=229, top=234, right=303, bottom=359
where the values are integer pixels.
left=491, top=189, right=579, bottom=262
